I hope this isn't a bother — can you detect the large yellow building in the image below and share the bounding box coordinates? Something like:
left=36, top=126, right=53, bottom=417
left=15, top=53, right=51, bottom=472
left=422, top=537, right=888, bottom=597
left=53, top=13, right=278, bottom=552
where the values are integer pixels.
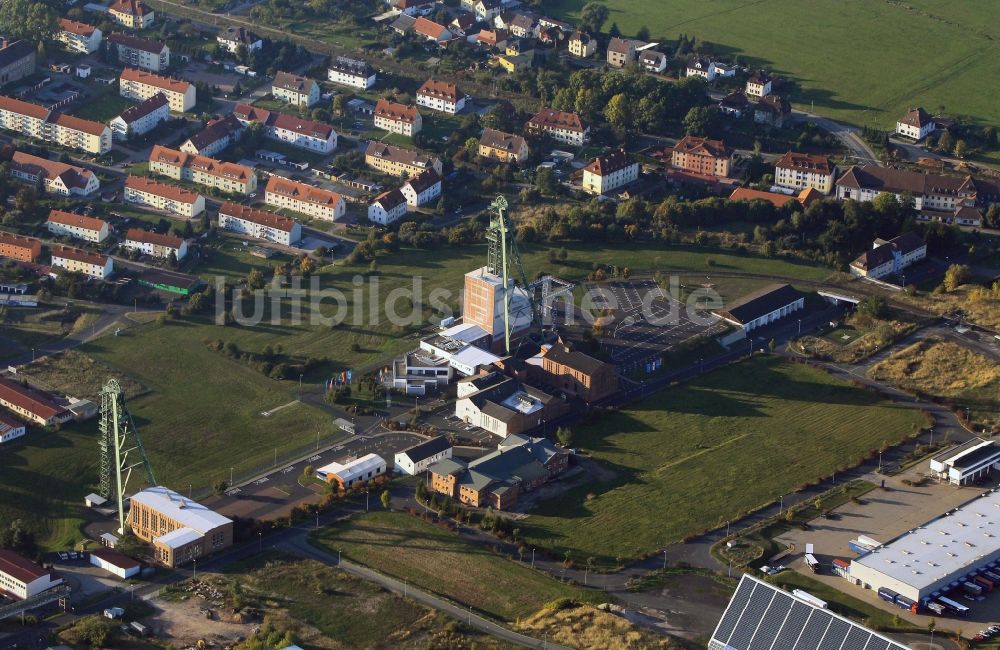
left=128, top=486, right=232, bottom=567
left=120, top=68, right=195, bottom=113
left=364, top=141, right=442, bottom=178
left=0, top=96, right=111, bottom=154
left=149, top=145, right=257, bottom=195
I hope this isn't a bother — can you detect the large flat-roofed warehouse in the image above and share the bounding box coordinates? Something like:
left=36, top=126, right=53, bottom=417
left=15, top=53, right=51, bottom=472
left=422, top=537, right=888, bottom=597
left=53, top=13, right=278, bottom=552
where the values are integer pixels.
left=849, top=488, right=1000, bottom=603
left=929, top=438, right=1000, bottom=485
left=710, top=574, right=908, bottom=650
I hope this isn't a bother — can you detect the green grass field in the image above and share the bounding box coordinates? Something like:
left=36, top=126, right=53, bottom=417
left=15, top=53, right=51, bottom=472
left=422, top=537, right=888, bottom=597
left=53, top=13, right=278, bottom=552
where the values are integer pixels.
left=70, top=93, right=133, bottom=122
left=311, top=511, right=603, bottom=621
left=549, top=0, right=1000, bottom=129
left=520, top=356, right=926, bottom=564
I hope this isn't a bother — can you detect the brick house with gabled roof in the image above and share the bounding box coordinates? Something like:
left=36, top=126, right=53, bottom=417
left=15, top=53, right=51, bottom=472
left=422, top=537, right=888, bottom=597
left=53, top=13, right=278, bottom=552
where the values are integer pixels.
left=671, top=135, right=733, bottom=178
left=532, top=342, right=618, bottom=402
left=525, top=108, right=588, bottom=146
left=582, top=148, right=639, bottom=195
left=374, top=99, right=422, bottom=136
left=264, top=176, right=345, bottom=220
left=416, top=78, right=465, bottom=114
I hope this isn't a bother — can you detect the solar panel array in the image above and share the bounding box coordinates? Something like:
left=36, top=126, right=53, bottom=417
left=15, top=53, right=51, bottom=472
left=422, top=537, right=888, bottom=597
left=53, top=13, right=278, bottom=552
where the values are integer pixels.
left=709, top=575, right=910, bottom=650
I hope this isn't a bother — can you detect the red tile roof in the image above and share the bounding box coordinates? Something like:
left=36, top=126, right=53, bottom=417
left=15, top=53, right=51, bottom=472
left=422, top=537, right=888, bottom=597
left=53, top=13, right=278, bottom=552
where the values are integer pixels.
left=0, top=376, right=67, bottom=422
left=125, top=175, right=201, bottom=204
left=375, top=99, right=419, bottom=124
left=270, top=112, right=333, bottom=139
left=120, top=68, right=191, bottom=94
left=373, top=188, right=406, bottom=209
left=50, top=245, right=109, bottom=267
left=776, top=151, right=834, bottom=175
left=272, top=71, right=317, bottom=95
left=728, top=187, right=796, bottom=209
left=90, top=547, right=141, bottom=570
left=0, top=95, right=51, bottom=120
left=10, top=153, right=95, bottom=189
left=50, top=112, right=108, bottom=137
left=125, top=228, right=183, bottom=249
left=404, top=168, right=440, bottom=194
left=673, top=135, right=731, bottom=159
left=418, top=78, right=460, bottom=103
left=0, top=231, right=42, bottom=253
left=413, top=16, right=449, bottom=40
left=184, top=113, right=244, bottom=151
left=265, top=176, right=342, bottom=209
left=47, top=209, right=108, bottom=232
left=109, top=0, right=152, bottom=16
left=219, top=202, right=296, bottom=233
left=108, top=32, right=167, bottom=54
left=583, top=148, right=634, bottom=176
left=0, top=548, right=51, bottom=585
left=527, top=108, right=585, bottom=133
left=149, top=145, right=253, bottom=183
left=58, top=18, right=98, bottom=37
left=899, top=107, right=933, bottom=128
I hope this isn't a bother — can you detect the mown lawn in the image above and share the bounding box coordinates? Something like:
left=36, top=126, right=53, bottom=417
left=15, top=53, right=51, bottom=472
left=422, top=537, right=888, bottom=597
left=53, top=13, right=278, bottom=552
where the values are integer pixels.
left=520, top=356, right=927, bottom=564
left=548, top=0, right=999, bottom=129
left=311, top=511, right=603, bottom=621
left=70, top=93, right=133, bottom=122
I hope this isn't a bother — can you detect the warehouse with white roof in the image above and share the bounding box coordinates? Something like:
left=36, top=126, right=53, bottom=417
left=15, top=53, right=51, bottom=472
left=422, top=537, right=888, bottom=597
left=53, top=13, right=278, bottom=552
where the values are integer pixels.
left=929, top=438, right=1000, bottom=486
left=849, top=488, right=1000, bottom=603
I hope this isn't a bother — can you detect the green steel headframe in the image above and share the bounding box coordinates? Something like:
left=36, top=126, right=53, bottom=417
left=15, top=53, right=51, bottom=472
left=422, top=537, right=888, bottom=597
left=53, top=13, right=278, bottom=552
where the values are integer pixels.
left=99, top=378, right=156, bottom=534
left=485, top=195, right=537, bottom=353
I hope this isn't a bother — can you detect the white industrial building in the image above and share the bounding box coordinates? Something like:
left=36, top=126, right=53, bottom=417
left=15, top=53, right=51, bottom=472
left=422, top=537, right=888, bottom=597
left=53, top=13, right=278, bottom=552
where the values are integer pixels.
left=929, top=439, right=1000, bottom=486
left=0, top=411, right=26, bottom=443
left=848, top=488, right=1000, bottom=604
left=0, top=549, right=63, bottom=600
left=394, top=436, right=453, bottom=475
left=316, top=453, right=387, bottom=489
left=89, top=547, right=141, bottom=579
left=391, top=322, right=500, bottom=395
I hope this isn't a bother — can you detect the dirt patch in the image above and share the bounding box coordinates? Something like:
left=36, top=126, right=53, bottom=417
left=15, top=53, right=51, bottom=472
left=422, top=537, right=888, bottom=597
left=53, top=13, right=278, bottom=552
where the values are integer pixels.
left=150, top=593, right=254, bottom=645
left=516, top=603, right=689, bottom=650
left=17, top=350, right=147, bottom=401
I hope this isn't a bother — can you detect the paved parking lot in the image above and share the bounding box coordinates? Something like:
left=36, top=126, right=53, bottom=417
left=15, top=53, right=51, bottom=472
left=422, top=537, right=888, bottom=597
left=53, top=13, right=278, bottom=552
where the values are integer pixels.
left=594, top=280, right=725, bottom=369
left=206, top=430, right=427, bottom=521
left=778, top=466, right=1000, bottom=630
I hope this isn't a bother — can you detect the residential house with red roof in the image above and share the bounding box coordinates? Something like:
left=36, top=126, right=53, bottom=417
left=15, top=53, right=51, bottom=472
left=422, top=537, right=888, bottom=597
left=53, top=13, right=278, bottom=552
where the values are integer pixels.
left=109, top=93, right=169, bottom=141
left=124, top=228, right=187, bottom=260
left=120, top=68, right=195, bottom=112
left=9, top=152, right=100, bottom=196
left=109, top=0, right=155, bottom=29
left=218, top=203, right=301, bottom=245
left=374, top=99, right=422, bottom=136
left=233, top=103, right=337, bottom=154
left=416, top=78, right=465, bottom=114
left=671, top=135, right=733, bottom=178
left=264, top=176, right=344, bottom=220
left=0, top=549, right=63, bottom=599
left=774, top=152, right=836, bottom=195
left=582, top=148, right=639, bottom=195
left=525, top=108, right=588, bottom=146
left=50, top=245, right=113, bottom=280
left=0, top=376, right=73, bottom=427
left=0, top=232, right=42, bottom=262
left=46, top=210, right=110, bottom=243
left=149, top=145, right=257, bottom=195
left=125, top=175, right=205, bottom=217
left=413, top=17, right=452, bottom=44
left=57, top=18, right=102, bottom=54
left=108, top=32, right=170, bottom=72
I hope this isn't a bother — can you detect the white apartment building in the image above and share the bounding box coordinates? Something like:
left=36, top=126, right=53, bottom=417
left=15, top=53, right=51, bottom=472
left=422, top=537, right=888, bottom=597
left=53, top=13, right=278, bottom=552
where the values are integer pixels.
left=149, top=145, right=257, bottom=195
left=835, top=165, right=980, bottom=213
left=271, top=71, right=319, bottom=108
left=9, top=152, right=100, bottom=196
left=264, top=176, right=345, bottom=220
left=120, top=68, right=195, bottom=112
left=400, top=169, right=441, bottom=207
left=57, top=18, right=102, bottom=54
left=124, top=228, right=187, bottom=260
left=109, top=93, right=169, bottom=141
left=0, top=96, right=111, bottom=154
left=46, top=210, right=110, bottom=243
left=0, top=550, right=63, bottom=600
left=125, top=175, right=205, bottom=217
left=525, top=108, right=588, bottom=146
left=232, top=104, right=337, bottom=154
left=394, top=436, right=452, bottom=476
left=368, top=188, right=407, bottom=225
left=416, top=78, right=465, bottom=114
left=109, top=0, right=154, bottom=29
left=50, top=246, right=113, bottom=279
left=582, top=148, right=639, bottom=195
left=774, top=151, right=836, bottom=194
left=327, top=56, right=376, bottom=89
left=108, top=32, right=169, bottom=72
left=218, top=202, right=301, bottom=245
left=180, top=114, right=244, bottom=157
left=374, top=99, right=422, bottom=136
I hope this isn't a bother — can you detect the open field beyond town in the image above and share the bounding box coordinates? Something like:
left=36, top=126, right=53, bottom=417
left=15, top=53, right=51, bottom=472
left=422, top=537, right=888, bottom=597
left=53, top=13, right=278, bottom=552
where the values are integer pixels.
left=520, top=356, right=928, bottom=564
left=550, top=0, right=1000, bottom=128
left=869, top=337, right=1000, bottom=431
left=312, top=511, right=605, bottom=621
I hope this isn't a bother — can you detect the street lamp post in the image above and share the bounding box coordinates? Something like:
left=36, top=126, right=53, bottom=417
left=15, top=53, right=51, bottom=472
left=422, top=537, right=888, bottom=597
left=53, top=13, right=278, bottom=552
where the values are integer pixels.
left=230, top=466, right=233, bottom=487
left=192, top=559, right=197, bottom=581
left=403, top=579, right=407, bottom=597
left=258, top=532, right=262, bottom=552
left=779, top=494, right=783, bottom=515
left=531, top=548, right=535, bottom=568
left=298, top=374, right=303, bottom=399
left=663, top=549, right=667, bottom=569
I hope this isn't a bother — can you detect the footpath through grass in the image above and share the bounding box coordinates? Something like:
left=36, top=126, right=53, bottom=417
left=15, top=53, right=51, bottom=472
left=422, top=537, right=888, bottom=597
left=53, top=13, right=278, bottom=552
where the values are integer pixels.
left=520, top=357, right=927, bottom=564
left=311, top=511, right=603, bottom=621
